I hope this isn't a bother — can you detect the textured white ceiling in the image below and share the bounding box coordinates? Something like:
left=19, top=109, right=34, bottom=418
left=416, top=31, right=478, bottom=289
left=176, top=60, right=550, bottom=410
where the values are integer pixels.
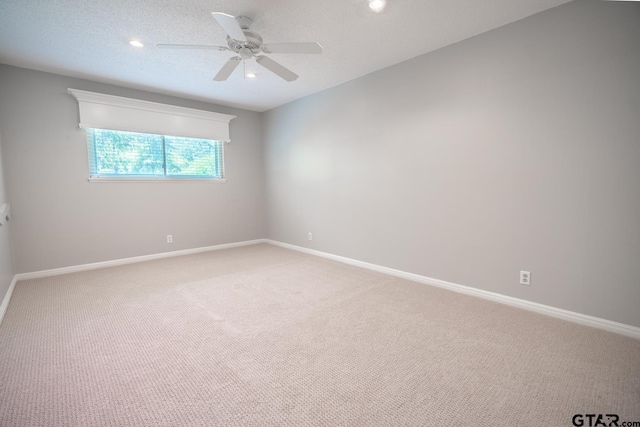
left=0, top=0, right=572, bottom=112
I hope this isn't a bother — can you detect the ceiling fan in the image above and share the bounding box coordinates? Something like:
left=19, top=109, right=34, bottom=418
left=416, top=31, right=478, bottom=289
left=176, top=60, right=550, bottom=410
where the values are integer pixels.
left=157, top=13, right=323, bottom=82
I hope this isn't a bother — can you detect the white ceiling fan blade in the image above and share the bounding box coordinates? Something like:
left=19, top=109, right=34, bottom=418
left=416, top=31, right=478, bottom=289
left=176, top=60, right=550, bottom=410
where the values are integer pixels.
left=255, top=55, right=298, bottom=82
left=156, top=44, right=228, bottom=51
left=213, top=57, right=242, bottom=81
left=261, top=43, right=323, bottom=54
left=212, top=12, right=247, bottom=42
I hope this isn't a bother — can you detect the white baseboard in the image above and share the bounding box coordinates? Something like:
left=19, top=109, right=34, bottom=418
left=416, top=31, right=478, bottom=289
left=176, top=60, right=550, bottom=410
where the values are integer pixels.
left=266, top=240, right=640, bottom=340
left=0, top=275, right=18, bottom=326
left=9, top=237, right=639, bottom=340
left=15, top=239, right=268, bottom=281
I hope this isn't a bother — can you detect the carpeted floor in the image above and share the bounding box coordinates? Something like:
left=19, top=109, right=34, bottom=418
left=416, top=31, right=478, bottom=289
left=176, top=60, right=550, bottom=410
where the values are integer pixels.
left=0, top=243, right=638, bottom=426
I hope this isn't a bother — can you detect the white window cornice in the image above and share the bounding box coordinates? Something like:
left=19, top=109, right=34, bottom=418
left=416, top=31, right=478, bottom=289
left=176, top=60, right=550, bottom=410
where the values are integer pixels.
left=68, top=88, right=236, bottom=142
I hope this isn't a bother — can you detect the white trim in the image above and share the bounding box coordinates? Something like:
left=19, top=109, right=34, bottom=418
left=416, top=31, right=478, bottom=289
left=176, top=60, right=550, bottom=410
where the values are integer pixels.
left=11, top=238, right=639, bottom=340
left=67, top=89, right=235, bottom=124
left=0, top=275, right=18, bottom=326
left=266, top=240, right=640, bottom=340
left=68, top=88, right=236, bottom=142
left=87, top=177, right=228, bottom=183
left=16, top=239, right=267, bottom=280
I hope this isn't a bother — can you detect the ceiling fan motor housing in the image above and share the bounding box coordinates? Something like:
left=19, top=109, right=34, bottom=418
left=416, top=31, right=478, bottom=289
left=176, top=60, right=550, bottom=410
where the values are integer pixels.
left=227, top=30, right=263, bottom=55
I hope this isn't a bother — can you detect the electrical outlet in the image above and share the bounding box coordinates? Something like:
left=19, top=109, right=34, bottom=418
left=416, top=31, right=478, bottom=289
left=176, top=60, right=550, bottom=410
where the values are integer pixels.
left=308, top=232, right=312, bottom=241
left=167, top=235, right=173, bottom=244
left=520, top=270, right=531, bottom=286
left=0, top=203, right=9, bottom=226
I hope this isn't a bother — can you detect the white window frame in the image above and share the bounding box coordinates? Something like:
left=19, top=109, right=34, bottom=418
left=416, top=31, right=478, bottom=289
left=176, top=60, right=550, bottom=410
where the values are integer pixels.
left=86, top=129, right=226, bottom=183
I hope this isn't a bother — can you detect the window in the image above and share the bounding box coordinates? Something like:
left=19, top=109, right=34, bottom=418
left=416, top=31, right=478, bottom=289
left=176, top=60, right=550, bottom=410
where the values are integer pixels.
left=69, top=88, right=235, bottom=182
left=86, top=128, right=224, bottom=180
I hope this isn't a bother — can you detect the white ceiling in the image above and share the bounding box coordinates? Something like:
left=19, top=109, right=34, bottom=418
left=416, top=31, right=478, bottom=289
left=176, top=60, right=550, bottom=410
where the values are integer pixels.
left=0, top=0, right=572, bottom=112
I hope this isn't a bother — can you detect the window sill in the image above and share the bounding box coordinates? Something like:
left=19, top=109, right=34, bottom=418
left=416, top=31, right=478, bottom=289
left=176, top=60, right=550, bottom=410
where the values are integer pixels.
left=88, top=177, right=227, bottom=183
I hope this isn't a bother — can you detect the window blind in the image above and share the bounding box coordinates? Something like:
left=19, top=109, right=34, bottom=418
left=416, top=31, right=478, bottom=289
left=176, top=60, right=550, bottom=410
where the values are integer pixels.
left=87, top=129, right=224, bottom=179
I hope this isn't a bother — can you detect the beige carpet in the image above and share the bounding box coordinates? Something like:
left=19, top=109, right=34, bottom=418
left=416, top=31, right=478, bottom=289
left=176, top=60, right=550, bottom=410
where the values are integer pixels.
left=0, top=243, right=638, bottom=426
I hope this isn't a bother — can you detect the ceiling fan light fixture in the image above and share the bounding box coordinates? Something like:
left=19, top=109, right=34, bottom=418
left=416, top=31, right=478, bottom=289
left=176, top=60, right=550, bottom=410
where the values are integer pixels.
left=246, top=72, right=257, bottom=79
left=369, top=0, right=387, bottom=12
left=239, top=47, right=253, bottom=60
left=128, top=40, right=144, bottom=48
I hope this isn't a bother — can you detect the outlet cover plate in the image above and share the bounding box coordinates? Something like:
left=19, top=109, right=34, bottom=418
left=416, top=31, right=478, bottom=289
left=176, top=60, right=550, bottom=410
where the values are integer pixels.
left=520, top=270, right=531, bottom=286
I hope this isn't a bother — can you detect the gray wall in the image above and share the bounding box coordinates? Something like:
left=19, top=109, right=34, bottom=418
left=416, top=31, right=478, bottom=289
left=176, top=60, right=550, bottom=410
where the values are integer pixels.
left=264, top=0, right=640, bottom=327
left=0, top=128, right=15, bottom=301
left=0, top=65, right=265, bottom=273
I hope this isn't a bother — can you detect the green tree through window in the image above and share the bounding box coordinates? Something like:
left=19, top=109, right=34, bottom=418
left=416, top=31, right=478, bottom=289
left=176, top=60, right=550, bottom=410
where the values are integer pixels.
left=87, top=129, right=224, bottom=179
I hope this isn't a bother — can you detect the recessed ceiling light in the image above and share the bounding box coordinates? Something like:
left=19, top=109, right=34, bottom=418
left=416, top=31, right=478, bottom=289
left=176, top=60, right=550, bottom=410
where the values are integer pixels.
left=129, top=40, right=144, bottom=48
left=246, top=72, right=257, bottom=79
left=369, top=0, right=387, bottom=12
